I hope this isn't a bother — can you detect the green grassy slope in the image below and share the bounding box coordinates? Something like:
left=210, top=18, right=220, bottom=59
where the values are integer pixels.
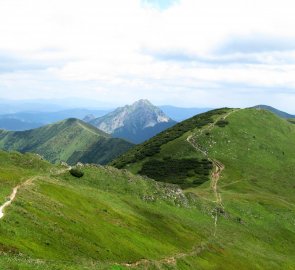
left=0, top=149, right=294, bottom=269
left=1, top=108, right=295, bottom=269
left=110, top=108, right=295, bottom=268
left=0, top=118, right=133, bottom=165
left=0, top=151, right=211, bottom=269
left=193, top=109, right=295, bottom=199
left=111, top=107, right=295, bottom=205
left=111, top=108, right=295, bottom=193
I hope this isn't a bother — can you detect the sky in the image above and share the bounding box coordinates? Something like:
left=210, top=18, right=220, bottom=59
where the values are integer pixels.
left=1, top=0, right=295, bottom=112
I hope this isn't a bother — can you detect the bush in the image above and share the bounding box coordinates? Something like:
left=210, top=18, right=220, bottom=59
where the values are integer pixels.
left=139, top=158, right=212, bottom=187
left=216, top=119, right=229, bottom=127
left=70, top=168, right=84, bottom=178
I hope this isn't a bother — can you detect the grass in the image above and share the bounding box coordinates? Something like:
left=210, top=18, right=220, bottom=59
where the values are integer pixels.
left=0, top=108, right=295, bottom=269
left=109, top=108, right=295, bottom=269
left=0, top=153, right=214, bottom=269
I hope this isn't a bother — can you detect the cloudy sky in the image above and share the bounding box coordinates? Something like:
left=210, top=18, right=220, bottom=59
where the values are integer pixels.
left=1, top=0, right=295, bottom=112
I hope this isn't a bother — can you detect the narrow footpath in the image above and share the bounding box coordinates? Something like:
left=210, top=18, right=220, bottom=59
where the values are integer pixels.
left=187, top=109, right=238, bottom=236
left=0, top=178, right=34, bottom=220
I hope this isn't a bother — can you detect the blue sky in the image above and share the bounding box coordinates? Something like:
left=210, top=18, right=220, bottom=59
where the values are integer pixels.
left=0, top=0, right=295, bottom=112
left=142, top=0, right=179, bottom=10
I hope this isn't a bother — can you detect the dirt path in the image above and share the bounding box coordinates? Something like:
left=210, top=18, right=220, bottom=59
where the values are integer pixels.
left=187, top=109, right=238, bottom=236
left=119, top=242, right=209, bottom=268
left=0, top=178, right=34, bottom=220
left=0, top=166, right=72, bottom=219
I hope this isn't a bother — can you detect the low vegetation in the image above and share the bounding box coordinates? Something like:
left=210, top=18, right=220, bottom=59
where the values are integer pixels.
left=139, top=158, right=212, bottom=187
left=69, top=168, right=84, bottom=178
left=215, top=119, right=229, bottom=127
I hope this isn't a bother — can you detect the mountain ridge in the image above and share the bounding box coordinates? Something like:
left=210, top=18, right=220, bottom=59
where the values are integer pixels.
left=252, top=104, right=295, bottom=118
left=0, top=109, right=111, bottom=131
left=0, top=118, right=133, bottom=165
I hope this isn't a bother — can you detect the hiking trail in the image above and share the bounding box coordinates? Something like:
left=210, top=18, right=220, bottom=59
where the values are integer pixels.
left=0, top=177, right=34, bottom=219
left=187, top=109, right=238, bottom=236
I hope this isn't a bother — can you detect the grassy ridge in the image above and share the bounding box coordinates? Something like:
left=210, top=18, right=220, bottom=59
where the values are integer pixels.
left=193, top=109, right=295, bottom=200
left=0, top=119, right=133, bottom=165
left=0, top=147, right=294, bottom=269
left=108, top=108, right=295, bottom=269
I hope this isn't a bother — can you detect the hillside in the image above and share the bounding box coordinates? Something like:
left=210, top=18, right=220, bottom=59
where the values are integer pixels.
left=0, top=118, right=133, bottom=165
left=109, top=107, right=295, bottom=268
left=87, top=99, right=177, bottom=144
left=0, top=143, right=294, bottom=269
left=111, top=107, right=295, bottom=190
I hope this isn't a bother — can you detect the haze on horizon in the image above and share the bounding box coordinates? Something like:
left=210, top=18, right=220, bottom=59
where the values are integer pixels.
left=1, top=0, right=295, bottom=113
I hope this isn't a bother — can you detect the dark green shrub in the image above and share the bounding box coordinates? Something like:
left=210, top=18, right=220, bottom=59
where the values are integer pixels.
left=139, top=158, right=212, bottom=187
left=216, top=119, right=229, bottom=127
left=70, top=168, right=84, bottom=178
left=187, top=171, right=195, bottom=177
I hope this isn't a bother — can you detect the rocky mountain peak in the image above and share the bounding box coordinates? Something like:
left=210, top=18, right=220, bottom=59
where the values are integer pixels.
left=87, top=100, right=176, bottom=143
left=83, top=114, right=96, bottom=122
left=132, top=99, right=153, bottom=107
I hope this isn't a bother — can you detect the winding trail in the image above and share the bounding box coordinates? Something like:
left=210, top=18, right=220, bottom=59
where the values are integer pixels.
left=187, top=109, right=238, bottom=236
left=0, top=178, right=34, bottom=220
left=118, top=242, right=209, bottom=268
left=0, top=164, right=71, bottom=220
left=117, top=110, right=239, bottom=268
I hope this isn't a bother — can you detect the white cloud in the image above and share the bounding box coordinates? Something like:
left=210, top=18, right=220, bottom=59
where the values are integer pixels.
left=0, top=0, right=295, bottom=112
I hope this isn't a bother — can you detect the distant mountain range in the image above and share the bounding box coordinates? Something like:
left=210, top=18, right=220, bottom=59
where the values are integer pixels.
left=86, top=100, right=177, bottom=144
left=0, top=109, right=111, bottom=131
left=0, top=118, right=133, bottom=165
left=253, top=105, right=295, bottom=118
left=0, top=118, right=43, bottom=131
left=1, top=101, right=294, bottom=136
left=0, top=98, right=114, bottom=114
